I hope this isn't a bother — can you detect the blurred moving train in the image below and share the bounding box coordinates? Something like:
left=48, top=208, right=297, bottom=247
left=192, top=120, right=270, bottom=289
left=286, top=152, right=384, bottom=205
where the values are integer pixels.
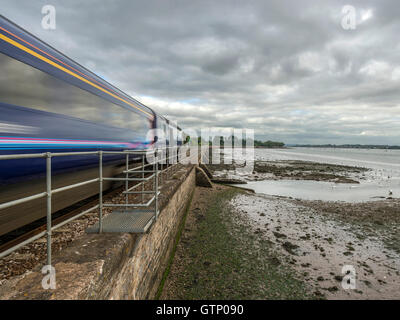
left=0, top=15, right=187, bottom=236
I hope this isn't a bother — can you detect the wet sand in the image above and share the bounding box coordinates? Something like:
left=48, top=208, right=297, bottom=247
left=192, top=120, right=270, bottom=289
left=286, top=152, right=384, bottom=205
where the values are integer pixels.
left=230, top=193, right=400, bottom=299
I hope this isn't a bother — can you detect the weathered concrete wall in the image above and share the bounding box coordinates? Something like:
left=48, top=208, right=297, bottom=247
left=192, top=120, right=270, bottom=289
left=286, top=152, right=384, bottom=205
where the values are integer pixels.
left=108, top=166, right=196, bottom=299
left=0, top=166, right=196, bottom=300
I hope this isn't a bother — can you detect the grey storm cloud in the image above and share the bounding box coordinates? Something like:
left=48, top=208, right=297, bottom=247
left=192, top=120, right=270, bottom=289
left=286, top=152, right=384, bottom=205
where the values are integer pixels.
left=1, top=0, right=400, bottom=144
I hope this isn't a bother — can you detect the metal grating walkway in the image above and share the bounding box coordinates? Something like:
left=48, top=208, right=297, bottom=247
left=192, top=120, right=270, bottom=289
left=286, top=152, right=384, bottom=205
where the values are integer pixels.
left=86, top=210, right=156, bottom=233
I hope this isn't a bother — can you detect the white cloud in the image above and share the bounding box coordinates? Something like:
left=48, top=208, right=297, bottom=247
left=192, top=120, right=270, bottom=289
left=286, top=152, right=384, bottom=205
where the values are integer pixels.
left=359, top=60, right=391, bottom=78
left=360, top=9, right=373, bottom=22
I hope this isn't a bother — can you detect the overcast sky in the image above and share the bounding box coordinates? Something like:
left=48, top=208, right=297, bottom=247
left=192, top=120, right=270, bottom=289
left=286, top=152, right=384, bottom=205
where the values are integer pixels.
left=2, top=0, right=400, bottom=144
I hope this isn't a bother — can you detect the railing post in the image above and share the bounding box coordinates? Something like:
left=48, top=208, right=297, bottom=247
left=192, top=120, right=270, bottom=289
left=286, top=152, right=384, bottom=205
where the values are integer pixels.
left=46, top=152, right=52, bottom=266
left=160, top=148, right=163, bottom=186
left=142, top=153, right=145, bottom=204
left=155, top=149, right=158, bottom=220
left=167, top=147, right=169, bottom=179
left=125, top=153, right=129, bottom=206
left=98, top=151, right=103, bottom=233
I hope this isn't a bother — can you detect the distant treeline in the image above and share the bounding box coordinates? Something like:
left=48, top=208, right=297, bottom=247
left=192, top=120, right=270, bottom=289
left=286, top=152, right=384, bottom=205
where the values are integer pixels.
left=197, top=136, right=285, bottom=148
left=290, top=144, right=400, bottom=149
left=254, top=140, right=285, bottom=148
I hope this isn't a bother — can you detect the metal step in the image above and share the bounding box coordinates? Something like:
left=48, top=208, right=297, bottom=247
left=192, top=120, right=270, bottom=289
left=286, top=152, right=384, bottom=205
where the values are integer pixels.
left=86, top=210, right=156, bottom=233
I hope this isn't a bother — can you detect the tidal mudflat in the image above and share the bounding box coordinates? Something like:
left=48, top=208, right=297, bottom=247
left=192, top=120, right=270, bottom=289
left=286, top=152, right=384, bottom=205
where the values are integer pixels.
left=204, top=148, right=400, bottom=299
left=160, top=181, right=399, bottom=299
left=230, top=193, right=400, bottom=299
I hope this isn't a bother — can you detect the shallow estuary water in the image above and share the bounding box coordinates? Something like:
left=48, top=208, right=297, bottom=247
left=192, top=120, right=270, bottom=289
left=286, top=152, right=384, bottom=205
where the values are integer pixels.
left=222, top=147, right=400, bottom=202
left=256, top=147, right=400, bottom=170
left=245, top=179, right=400, bottom=202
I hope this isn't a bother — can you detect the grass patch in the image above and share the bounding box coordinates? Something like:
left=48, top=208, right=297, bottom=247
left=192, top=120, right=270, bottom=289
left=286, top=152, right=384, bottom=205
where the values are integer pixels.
left=163, top=187, right=314, bottom=299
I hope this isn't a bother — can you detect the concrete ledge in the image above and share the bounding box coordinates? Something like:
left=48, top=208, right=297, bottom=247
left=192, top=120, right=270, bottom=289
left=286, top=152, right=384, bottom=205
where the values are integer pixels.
left=196, top=167, right=213, bottom=188
left=0, top=165, right=196, bottom=300
left=199, top=163, right=213, bottom=179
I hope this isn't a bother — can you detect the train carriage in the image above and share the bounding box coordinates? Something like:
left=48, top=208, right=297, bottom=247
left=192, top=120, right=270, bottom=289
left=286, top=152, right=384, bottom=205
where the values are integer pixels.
left=0, top=15, right=183, bottom=236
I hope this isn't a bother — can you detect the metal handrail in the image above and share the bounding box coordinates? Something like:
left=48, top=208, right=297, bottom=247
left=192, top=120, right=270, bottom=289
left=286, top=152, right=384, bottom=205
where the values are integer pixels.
left=103, top=175, right=155, bottom=182
left=0, top=146, right=183, bottom=265
left=52, top=178, right=99, bottom=194
left=0, top=192, right=47, bottom=211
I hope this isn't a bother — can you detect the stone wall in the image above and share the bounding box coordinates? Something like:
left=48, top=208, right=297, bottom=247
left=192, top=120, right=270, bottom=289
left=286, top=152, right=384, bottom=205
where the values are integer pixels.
left=0, top=165, right=196, bottom=300
left=108, top=165, right=196, bottom=299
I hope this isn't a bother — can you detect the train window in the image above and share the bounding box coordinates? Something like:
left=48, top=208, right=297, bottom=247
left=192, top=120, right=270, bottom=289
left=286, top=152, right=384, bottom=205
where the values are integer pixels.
left=0, top=53, right=148, bottom=134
